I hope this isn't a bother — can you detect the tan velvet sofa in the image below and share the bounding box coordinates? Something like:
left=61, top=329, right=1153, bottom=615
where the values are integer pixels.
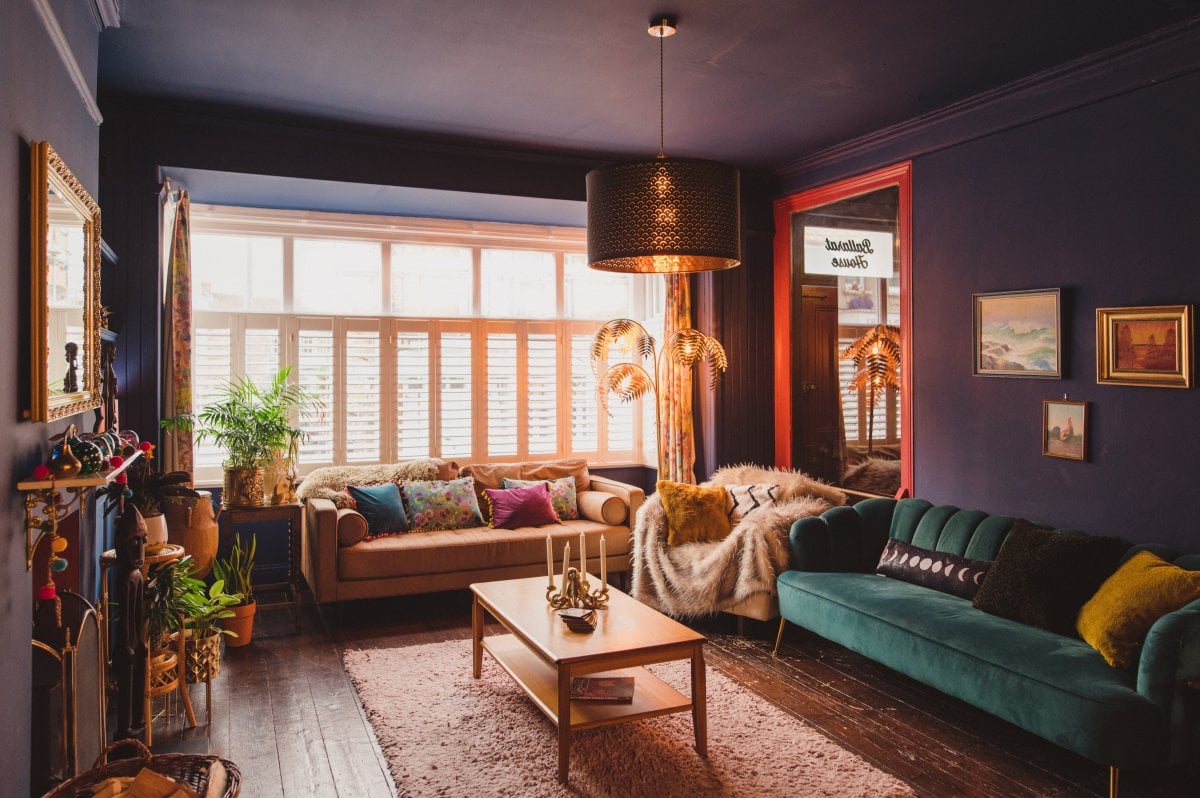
left=300, top=458, right=644, bottom=604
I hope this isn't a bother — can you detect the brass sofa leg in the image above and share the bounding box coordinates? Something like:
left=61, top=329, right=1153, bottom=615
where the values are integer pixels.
left=1109, top=766, right=1119, bottom=798
left=772, top=617, right=787, bottom=657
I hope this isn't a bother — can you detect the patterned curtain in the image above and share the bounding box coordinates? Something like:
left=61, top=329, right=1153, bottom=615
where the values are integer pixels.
left=658, top=274, right=695, bottom=483
left=161, top=190, right=194, bottom=474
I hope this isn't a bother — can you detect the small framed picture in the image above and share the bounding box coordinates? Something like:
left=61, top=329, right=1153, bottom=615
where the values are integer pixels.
left=1096, top=305, right=1192, bottom=388
left=973, top=288, right=1061, bottom=378
left=1043, top=400, right=1087, bottom=461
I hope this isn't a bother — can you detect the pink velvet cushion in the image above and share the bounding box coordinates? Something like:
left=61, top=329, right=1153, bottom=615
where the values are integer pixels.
left=483, top=482, right=560, bottom=530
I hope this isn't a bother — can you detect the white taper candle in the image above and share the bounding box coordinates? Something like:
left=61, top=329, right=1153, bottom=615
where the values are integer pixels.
left=600, top=536, right=607, bottom=586
left=546, top=535, right=554, bottom=586
left=579, top=532, right=587, bottom=579
left=562, top=542, right=571, bottom=593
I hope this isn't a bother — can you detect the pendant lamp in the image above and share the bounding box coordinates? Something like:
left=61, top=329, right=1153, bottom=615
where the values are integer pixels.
left=587, top=16, right=741, bottom=274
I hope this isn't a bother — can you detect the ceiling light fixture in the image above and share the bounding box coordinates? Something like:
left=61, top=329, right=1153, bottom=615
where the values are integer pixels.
left=586, top=15, right=741, bottom=274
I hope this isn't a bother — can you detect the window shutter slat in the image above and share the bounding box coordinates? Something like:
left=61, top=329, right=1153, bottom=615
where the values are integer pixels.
left=527, top=332, right=557, bottom=454
left=440, top=331, right=472, bottom=459
left=345, top=329, right=381, bottom=462
left=396, top=330, right=431, bottom=458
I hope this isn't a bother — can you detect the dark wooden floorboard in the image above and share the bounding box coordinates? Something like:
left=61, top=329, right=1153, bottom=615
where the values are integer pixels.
left=146, top=588, right=1193, bottom=797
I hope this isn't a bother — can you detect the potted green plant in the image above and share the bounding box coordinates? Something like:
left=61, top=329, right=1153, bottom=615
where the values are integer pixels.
left=213, top=534, right=256, bottom=647
left=163, top=366, right=316, bottom=507
left=99, top=452, right=200, bottom=554
left=178, top=570, right=242, bottom=684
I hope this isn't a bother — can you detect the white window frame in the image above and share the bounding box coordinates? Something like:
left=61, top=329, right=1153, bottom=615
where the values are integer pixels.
left=186, top=205, right=653, bottom=484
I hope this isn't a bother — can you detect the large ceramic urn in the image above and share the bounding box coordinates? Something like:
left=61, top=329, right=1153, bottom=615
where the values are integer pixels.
left=164, top=489, right=220, bottom=578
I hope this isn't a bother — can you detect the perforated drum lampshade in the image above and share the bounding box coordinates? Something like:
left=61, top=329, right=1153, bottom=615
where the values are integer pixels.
left=586, top=157, right=741, bottom=273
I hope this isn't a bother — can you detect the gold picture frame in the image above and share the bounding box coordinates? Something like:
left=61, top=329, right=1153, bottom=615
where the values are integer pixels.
left=973, top=288, right=1061, bottom=378
left=30, top=141, right=102, bottom=422
left=1043, top=399, right=1087, bottom=461
left=1096, top=305, right=1192, bottom=388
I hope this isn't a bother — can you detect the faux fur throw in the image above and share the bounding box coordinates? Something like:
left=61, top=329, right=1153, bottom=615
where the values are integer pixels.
left=297, top=458, right=454, bottom=509
left=631, top=465, right=845, bottom=619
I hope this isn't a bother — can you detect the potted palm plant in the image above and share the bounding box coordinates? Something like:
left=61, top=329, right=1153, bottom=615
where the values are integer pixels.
left=163, top=366, right=316, bottom=507
left=213, top=534, right=256, bottom=647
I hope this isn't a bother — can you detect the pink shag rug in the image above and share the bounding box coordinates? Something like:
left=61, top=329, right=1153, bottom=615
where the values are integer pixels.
left=343, top=639, right=914, bottom=797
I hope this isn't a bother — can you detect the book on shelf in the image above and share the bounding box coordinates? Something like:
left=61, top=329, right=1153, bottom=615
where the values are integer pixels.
left=570, top=676, right=634, bottom=703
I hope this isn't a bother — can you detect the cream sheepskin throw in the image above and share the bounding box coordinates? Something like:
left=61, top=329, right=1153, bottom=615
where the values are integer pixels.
left=297, top=458, right=453, bottom=509
left=631, top=465, right=846, bottom=619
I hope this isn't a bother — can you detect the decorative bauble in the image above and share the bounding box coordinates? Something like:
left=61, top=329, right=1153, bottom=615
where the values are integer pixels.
left=32, top=464, right=51, bottom=480
left=68, top=436, right=104, bottom=475
left=49, top=557, right=69, bottom=572
left=51, top=537, right=68, bottom=553
left=49, top=443, right=82, bottom=479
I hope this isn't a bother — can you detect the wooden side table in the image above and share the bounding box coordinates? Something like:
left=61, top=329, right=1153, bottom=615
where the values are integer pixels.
left=223, top=501, right=303, bottom=629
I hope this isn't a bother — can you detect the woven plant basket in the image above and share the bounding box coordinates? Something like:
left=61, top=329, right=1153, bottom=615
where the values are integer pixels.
left=184, top=630, right=222, bottom=684
left=44, top=739, right=241, bottom=798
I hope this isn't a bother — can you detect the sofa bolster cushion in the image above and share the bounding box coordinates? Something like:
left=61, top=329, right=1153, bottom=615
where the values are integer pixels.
left=577, top=490, right=627, bottom=525
left=336, top=508, right=369, bottom=546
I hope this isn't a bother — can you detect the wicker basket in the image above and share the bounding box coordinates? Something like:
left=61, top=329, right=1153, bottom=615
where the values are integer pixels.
left=44, top=739, right=241, bottom=798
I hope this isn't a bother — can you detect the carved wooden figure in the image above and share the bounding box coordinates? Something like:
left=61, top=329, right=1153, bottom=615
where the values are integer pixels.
left=112, top=505, right=148, bottom=738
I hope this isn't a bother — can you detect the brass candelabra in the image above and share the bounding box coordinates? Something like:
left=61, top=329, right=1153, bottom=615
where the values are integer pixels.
left=546, top=567, right=609, bottom=611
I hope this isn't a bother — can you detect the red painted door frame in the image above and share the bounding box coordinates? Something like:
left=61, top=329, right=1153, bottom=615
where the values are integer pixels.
left=773, top=162, right=914, bottom=496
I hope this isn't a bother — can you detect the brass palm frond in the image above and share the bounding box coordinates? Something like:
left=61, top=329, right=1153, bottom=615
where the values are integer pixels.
left=662, top=328, right=729, bottom=389
left=596, top=363, right=654, bottom=415
left=841, top=324, right=901, bottom=400
left=590, top=318, right=655, bottom=375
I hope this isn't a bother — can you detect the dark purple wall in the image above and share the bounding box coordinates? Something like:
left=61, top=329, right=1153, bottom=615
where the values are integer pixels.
left=910, top=68, right=1200, bottom=548
left=2, top=2, right=102, bottom=791
left=782, top=38, right=1200, bottom=550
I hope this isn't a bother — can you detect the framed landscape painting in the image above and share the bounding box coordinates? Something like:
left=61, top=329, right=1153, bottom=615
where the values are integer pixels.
left=973, top=289, right=1061, bottom=378
left=1043, top=400, right=1087, bottom=461
left=1096, top=305, right=1192, bottom=388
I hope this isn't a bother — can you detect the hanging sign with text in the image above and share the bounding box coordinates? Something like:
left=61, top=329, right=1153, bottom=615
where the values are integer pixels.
left=802, top=226, right=895, bottom=278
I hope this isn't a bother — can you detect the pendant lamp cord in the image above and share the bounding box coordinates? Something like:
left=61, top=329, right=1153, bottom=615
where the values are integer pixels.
left=658, top=19, right=665, bottom=158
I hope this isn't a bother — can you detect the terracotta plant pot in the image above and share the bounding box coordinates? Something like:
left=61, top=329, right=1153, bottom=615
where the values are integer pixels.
left=221, top=601, right=257, bottom=648
left=143, top=513, right=169, bottom=554
left=223, top=466, right=264, bottom=508
left=165, top=490, right=221, bottom=578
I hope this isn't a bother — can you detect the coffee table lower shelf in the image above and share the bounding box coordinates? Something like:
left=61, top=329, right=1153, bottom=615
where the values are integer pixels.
left=482, top=634, right=693, bottom=731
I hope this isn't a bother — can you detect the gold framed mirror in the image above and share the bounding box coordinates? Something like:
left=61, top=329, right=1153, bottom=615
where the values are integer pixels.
left=30, top=141, right=102, bottom=422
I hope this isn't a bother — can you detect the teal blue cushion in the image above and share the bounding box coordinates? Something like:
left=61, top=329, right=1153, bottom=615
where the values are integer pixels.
left=777, top=570, right=1168, bottom=769
left=346, top=483, right=409, bottom=538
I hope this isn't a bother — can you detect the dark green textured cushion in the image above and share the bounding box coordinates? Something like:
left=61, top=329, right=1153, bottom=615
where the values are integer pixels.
left=972, top=520, right=1126, bottom=635
left=777, top=570, right=1167, bottom=768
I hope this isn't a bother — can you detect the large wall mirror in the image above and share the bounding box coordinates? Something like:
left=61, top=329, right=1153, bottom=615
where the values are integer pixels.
left=773, top=162, right=912, bottom=497
left=30, top=141, right=102, bottom=422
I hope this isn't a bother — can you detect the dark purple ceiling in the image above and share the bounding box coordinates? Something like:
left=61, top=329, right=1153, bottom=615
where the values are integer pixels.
left=99, top=1, right=1198, bottom=170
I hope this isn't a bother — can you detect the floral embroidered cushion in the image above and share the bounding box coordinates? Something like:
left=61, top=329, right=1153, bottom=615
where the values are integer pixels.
left=400, top=476, right=485, bottom=532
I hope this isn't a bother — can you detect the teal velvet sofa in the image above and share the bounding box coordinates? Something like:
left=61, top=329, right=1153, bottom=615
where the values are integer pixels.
left=775, top=497, right=1200, bottom=796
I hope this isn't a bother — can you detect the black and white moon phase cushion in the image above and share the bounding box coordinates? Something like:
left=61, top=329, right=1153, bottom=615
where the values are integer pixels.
left=876, top=537, right=993, bottom=600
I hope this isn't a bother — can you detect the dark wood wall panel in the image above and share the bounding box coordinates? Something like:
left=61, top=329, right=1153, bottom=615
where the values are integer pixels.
left=696, top=175, right=778, bottom=477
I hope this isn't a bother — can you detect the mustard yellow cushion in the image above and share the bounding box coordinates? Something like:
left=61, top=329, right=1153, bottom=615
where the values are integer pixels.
left=657, top=480, right=731, bottom=546
left=1076, top=550, right=1200, bottom=670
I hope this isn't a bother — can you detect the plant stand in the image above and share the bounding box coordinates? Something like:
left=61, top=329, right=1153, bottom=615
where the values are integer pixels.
left=223, top=501, right=303, bottom=629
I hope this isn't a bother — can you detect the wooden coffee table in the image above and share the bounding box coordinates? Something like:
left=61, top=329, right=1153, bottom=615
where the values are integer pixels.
left=470, top=576, right=707, bottom=784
